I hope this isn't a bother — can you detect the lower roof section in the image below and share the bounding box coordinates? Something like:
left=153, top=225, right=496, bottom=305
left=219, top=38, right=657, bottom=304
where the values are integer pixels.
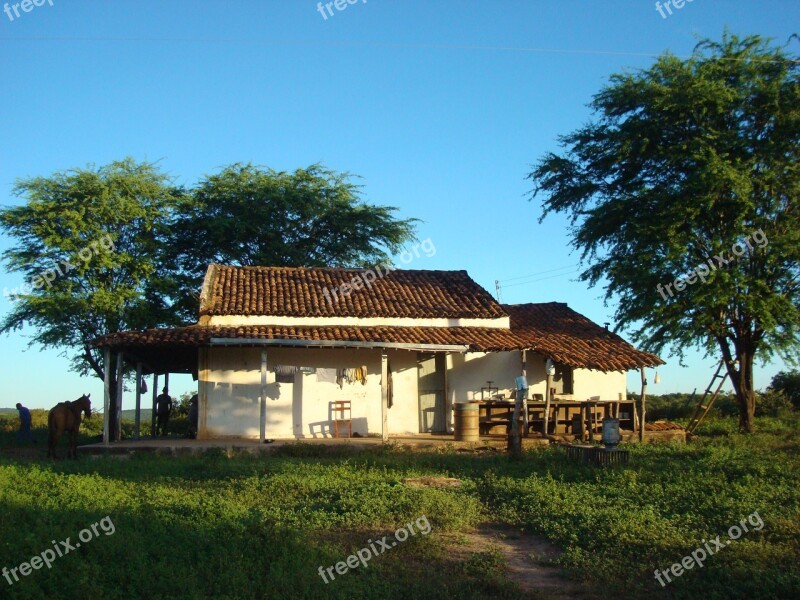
left=94, top=324, right=525, bottom=353
left=92, top=324, right=521, bottom=375
left=93, top=315, right=664, bottom=375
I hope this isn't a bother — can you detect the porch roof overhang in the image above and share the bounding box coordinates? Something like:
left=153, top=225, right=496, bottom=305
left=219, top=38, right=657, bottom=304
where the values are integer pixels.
left=209, top=337, right=469, bottom=352
left=91, top=318, right=664, bottom=375
left=91, top=324, right=523, bottom=374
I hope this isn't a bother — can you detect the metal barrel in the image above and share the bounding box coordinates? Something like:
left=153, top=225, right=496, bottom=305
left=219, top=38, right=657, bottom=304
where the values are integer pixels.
left=602, top=417, right=621, bottom=447
left=454, top=402, right=480, bottom=442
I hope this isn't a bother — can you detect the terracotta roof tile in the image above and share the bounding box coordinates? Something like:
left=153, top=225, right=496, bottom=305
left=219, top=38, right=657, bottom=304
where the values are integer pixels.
left=503, top=303, right=664, bottom=371
left=93, top=324, right=526, bottom=352
left=200, top=265, right=507, bottom=319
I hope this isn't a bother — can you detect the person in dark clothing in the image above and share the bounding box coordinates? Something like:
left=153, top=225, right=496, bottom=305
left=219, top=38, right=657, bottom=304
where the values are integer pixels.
left=155, top=388, right=173, bottom=436
left=15, top=403, right=32, bottom=443
left=187, top=394, right=198, bottom=439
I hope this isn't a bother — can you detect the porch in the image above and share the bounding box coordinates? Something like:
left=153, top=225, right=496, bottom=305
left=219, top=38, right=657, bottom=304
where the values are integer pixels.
left=78, top=433, right=551, bottom=456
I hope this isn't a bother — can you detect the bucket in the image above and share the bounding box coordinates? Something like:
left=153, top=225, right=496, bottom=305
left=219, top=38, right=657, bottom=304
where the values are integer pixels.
left=602, top=418, right=621, bottom=447
left=454, top=402, right=480, bottom=442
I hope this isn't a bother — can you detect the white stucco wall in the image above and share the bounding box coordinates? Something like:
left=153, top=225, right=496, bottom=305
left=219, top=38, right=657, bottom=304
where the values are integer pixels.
left=572, top=368, right=627, bottom=401
left=385, top=350, right=422, bottom=435
left=199, top=347, right=424, bottom=439
left=447, top=351, right=522, bottom=403
left=197, top=346, right=630, bottom=439
left=446, top=351, right=627, bottom=406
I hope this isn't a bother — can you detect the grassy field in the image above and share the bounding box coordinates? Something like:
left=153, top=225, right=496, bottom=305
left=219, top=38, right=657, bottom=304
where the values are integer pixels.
left=0, top=411, right=798, bottom=599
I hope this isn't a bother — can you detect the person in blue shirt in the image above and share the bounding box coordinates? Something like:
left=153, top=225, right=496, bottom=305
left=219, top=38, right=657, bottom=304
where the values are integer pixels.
left=15, top=403, right=32, bottom=443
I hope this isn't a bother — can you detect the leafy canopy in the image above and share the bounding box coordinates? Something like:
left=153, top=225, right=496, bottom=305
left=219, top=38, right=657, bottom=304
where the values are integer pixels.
left=0, top=158, right=185, bottom=377
left=167, top=163, right=418, bottom=319
left=529, top=33, right=800, bottom=367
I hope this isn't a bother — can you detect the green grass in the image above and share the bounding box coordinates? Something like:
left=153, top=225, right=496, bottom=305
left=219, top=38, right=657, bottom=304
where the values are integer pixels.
left=0, top=413, right=798, bottom=599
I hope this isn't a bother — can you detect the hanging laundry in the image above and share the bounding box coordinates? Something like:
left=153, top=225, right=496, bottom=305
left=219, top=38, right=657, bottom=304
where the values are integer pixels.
left=316, top=368, right=338, bottom=384
left=336, top=368, right=346, bottom=388
left=273, top=365, right=299, bottom=383
left=355, top=366, right=367, bottom=385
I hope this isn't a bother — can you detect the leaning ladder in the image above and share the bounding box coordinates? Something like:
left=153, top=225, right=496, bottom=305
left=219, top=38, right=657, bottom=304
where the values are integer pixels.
left=686, top=361, right=729, bottom=434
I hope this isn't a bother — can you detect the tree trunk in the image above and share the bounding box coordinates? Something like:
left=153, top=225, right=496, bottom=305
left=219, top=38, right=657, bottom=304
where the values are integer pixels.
left=731, top=350, right=756, bottom=433
left=718, top=339, right=757, bottom=433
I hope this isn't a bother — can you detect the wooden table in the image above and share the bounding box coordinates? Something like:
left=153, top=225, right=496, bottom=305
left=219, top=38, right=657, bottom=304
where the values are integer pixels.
left=527, top=400, right=637, bottom=436
left=477, top=399, right=636, bottom=437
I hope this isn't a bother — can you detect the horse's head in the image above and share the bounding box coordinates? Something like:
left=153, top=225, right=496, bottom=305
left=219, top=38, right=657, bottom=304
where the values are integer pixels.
left=77, top=393, right=92, bottom=419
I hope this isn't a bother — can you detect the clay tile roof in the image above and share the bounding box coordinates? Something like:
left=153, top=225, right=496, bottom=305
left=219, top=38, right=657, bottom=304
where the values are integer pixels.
left=503, top=302, right=664, bottom=371
left=199, top=265, right=507, bottom=319
left=93, top=324, right=526, bottom=353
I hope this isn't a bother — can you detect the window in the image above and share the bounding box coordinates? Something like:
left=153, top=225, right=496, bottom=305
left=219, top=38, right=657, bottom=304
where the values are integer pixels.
left=554, top=363, right=574, bottom=394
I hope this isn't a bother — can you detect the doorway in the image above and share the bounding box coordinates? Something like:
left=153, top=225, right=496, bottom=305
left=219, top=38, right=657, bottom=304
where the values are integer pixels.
left=418, top=353, right=446, bottom=433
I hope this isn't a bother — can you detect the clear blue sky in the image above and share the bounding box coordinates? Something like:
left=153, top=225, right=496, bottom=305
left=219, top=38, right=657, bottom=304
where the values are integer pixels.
left=1, top=1, right=797, bottom=409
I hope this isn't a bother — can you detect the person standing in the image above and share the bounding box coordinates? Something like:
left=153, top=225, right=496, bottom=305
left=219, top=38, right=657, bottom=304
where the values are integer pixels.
left=155, top=388, right=173, bottom=436
left=187, top=394, right=198, bottom=439
left=15, top=403, right=32, bottom=443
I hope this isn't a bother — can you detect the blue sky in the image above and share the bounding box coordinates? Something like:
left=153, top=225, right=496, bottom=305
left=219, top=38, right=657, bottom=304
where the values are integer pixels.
left=1, top=1, right=797, bottom=408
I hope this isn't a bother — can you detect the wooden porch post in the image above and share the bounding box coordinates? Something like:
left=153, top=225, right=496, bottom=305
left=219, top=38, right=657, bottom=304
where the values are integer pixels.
left=115, top=352, right=124, bottom=442
left=639, top=368, right=647, bottom=442
left=521, top=350, right=528, bottom=437
left=260, top=349, right=267, bottom=443
left=134, top=362, right=142, bottom=440
left=381, top=352, right=389, bottom=442
left=543, top=372, right=553, bottom=436
left=103, top=348, right=111, bottom=445
left=151, top=373, right=158, bottom=437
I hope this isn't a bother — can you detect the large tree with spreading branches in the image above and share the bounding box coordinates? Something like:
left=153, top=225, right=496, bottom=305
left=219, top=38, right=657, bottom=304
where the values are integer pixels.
left=529, top=33, right=800, bottom=432
left=0, top=159, right=185, bottom=440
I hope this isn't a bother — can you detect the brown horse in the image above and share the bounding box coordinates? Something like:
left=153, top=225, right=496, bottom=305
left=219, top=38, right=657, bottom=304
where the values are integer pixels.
left=47, top=394, right=92, bottom=459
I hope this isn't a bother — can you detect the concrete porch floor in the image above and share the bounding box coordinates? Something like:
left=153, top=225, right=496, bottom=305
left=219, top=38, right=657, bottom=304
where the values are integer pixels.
left=78, top=434, right=551, bottom=456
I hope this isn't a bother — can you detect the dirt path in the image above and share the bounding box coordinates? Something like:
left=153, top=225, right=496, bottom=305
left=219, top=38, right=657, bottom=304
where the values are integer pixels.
left=446, top=524, right=591, bottom=600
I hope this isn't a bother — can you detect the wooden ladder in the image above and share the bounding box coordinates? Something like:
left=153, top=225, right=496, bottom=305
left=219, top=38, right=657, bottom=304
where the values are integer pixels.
left=686, top=361, right=729, bottom=434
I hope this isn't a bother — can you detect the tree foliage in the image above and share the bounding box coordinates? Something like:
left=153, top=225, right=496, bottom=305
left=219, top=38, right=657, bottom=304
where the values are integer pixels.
left=769, top=369, right=800, bottom=409
left=166, top=163, right=418, bottom=320
left=0, top=158, right=185, bottom=378
left=529, top=33, right=800, bottom=432
left=0, top=159, right=185, bottom=439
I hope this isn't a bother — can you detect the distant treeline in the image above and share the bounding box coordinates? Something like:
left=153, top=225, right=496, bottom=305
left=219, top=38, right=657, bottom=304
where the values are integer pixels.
left=627, top=390, right=795, bottom=421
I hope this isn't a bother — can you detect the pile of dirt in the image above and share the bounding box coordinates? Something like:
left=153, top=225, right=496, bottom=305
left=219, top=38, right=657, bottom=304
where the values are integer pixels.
left=645, top=421, right=684, bottom=431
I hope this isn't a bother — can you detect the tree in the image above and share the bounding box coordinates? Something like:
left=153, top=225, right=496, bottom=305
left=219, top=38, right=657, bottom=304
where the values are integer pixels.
left=529, top=33, right=800, bottom=432
left=0, top=159, right=185, bottom=440
left=166, top=163, right=418, bottom=320
left=768, top=370, right=800, bottom=409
